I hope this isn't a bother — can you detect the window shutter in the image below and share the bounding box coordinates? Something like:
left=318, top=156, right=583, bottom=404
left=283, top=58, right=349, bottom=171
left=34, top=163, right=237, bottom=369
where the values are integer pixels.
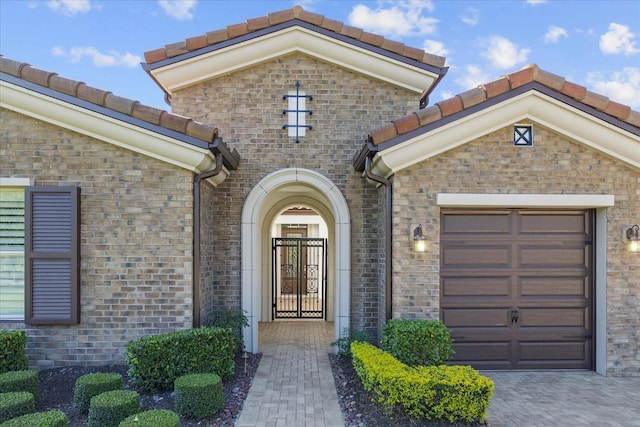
left=25, top=186, right=80, bottom=325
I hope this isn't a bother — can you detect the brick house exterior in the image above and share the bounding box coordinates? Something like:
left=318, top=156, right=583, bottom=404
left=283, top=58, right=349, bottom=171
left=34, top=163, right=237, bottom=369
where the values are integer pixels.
left=1, top=6, right=639, bottom=376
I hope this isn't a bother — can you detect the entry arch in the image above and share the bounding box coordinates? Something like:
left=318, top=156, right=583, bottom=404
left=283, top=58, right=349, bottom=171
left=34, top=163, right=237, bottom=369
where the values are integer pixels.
left=241, top=168, right=351, bottom=353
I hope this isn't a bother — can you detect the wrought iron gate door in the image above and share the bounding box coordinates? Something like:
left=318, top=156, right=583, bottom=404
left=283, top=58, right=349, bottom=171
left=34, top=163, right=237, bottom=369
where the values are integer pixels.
left=272, top=237, right=327, bottom=319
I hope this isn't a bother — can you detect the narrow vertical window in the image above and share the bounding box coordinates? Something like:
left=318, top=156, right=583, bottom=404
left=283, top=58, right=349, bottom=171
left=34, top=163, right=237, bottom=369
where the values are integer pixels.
left=0, top=186, right=26, bottom=321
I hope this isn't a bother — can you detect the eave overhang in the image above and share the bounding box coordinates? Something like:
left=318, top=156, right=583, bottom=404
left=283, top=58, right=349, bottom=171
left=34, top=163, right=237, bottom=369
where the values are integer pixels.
left=143, top=21, right=445, bottom=97
left=1, top=74, right=236, bottom=186
left=357, top=83, right=640, bottom=178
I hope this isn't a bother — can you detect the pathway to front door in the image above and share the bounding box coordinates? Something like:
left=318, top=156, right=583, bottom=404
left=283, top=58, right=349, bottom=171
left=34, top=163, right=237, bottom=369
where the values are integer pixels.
left=235, top=321, right=344, bottom=427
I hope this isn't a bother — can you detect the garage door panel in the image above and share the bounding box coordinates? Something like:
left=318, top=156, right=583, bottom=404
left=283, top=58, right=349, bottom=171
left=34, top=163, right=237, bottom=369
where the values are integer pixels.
left=442, top=308, right=510, bottom=327
left=442, top=276, right=511, bottom=297
left=520, top=277, right=588, bottom=297
left=452, top=341, right=511, bottom=364
left=520, top=308, right=589, bottom=328
left=519, top=341, right=590, bottom=362
left=441, top=213, right=511, bottom=233
left=519, top=246, right=589, bottom=267
left=443, top=246, right=510, bottom=267
left=519, top=212, right=589, bottom=234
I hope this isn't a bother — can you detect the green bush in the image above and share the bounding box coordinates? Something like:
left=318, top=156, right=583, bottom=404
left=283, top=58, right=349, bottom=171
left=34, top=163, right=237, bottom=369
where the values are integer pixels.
left=174, top=373, right=223, bottom=419
left=351, top=341, right=494, bottom=423
left=118, top=409, right=179, bottom=427
left=381, top=319, right=454, bottom=366
left=0, top=331, right=28, bottom=374
left=126, top=327, right=235, bottom=390
left=73, top=372, right=123, bottom=414
left=0, top=410, right=68, bottom=427
left=331, top=328, right=371, bottom=357
left=203, top=307, right=249, bottom=352
left=0, top=371, right=38, bottom=400
left=0, top=392, right=35, bottom=424
left=87, top=390, right=140, bottom=427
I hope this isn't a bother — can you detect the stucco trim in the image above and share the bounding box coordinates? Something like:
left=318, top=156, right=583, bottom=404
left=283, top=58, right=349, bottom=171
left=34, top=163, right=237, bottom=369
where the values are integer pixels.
left=148, top=25, right=439, bottom=95
left=372, top=90, right=640, bottom=177
left=0, top=178, right=34, bottom=187
left=1, top=80, right=230, bottom=183
left=437, top=193, right=615, bottom=208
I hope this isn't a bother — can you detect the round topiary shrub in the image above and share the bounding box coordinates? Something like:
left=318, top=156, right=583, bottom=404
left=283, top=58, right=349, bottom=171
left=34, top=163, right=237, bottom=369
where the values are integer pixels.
left=0, top=370, right=39, bottom=399
left=73, top=372, right=123, bottom=414
left=174, top=373, right=223, bottom=419
left=118, top=409, right=180, bottom=427
left=382, top=319, right=454, bottom=366
left=0, top=410, right=68, bottom=427
left=87, top=390, right=140, bottom=427
left=0, top=391, right=35, bottom=423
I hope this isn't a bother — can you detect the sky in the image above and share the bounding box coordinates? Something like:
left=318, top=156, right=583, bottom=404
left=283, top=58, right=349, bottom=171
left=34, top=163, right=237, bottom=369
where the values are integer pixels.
left=1, top=0, right=639, bottom=111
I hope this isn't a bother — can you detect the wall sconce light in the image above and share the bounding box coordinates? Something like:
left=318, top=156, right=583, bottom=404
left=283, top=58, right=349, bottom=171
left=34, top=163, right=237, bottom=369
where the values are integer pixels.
left=413, top=224, right=427, bottom=253
left=626, top=224, right=639, bottom=253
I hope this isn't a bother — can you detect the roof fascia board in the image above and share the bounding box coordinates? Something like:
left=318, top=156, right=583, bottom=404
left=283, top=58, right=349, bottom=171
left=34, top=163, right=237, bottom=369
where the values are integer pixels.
left=146, top=22, right=440, bottom=94
left=372, top=87, right=640, bottom=176
left=1, top=77, right=230, bottom=183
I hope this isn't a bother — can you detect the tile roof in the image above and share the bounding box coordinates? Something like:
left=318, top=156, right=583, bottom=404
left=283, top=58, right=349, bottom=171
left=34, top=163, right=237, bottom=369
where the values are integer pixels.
left=0, top=55, right=239, bottom=168
left=143, top=5, right=446, bottom=70
left=368, top=63, right=640, bottom=146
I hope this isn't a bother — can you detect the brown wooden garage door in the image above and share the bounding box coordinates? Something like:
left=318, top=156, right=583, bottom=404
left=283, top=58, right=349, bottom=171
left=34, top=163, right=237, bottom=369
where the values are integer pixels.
left=440, top=209, right=594, bottom=370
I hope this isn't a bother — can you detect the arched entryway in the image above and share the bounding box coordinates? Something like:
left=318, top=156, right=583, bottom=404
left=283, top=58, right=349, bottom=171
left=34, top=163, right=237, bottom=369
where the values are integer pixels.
left=241, top=168, right=351, bottom=353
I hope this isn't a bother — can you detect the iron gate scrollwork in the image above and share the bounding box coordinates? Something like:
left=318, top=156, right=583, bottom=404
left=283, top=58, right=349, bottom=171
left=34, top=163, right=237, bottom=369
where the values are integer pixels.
left=272, top=237, right=327, bottom=319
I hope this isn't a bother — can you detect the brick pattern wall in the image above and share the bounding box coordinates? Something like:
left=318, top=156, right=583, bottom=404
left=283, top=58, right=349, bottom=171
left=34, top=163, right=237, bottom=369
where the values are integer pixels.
left=0, top=109, right=194, bottom=368
left=391, top=121, right=640, bottom=376
left=171, top=53, right=418, bottom=337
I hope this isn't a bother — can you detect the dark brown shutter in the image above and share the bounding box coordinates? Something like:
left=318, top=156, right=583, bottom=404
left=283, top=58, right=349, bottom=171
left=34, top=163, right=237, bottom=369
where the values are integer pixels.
left=25, top=186, right=80, bottom=325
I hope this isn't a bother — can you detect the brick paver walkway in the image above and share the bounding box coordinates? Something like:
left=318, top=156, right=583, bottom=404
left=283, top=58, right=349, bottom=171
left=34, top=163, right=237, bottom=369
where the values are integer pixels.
left=235, top=321, right=344, bottom=427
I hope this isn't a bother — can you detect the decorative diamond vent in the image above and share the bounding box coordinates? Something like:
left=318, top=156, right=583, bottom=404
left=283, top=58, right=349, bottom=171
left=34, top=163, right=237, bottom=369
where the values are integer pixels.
left=514, top=125, right=533, bottom=146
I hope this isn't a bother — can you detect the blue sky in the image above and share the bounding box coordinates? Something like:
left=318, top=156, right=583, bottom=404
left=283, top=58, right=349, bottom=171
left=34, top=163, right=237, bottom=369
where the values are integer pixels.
left=1, top=0, right=639, bottom=111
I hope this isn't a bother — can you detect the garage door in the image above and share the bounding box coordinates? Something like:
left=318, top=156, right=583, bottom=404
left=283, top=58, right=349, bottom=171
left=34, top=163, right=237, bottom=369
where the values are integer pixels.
left=440, top=209, right=593, bottom=370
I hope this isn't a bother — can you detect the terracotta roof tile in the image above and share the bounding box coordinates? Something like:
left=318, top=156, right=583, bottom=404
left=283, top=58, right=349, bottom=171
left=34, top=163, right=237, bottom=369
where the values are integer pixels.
left=0, top=56, right=226, bottom=150
left=142, top=6, right=446, bottom=71
left=368, top=63, right=639, bottom=147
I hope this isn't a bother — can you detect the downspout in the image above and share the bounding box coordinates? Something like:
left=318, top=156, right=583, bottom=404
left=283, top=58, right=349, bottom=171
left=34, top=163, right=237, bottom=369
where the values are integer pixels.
left=192, top=152, right=224, bottom=327
left=364, top=156, right=393, bottom=321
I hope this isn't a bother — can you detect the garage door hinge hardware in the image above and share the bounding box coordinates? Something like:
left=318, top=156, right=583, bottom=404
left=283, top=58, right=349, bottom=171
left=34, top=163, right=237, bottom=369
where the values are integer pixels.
left=511, top=309, right=519, bottom=324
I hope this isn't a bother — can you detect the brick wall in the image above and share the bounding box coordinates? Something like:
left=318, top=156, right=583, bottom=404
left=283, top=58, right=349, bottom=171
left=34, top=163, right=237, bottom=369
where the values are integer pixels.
left=0, top=109, right=194, bottom=368
left=391, top=121, right=640, bottom=376
left=171, top=52, right=418, bottom=338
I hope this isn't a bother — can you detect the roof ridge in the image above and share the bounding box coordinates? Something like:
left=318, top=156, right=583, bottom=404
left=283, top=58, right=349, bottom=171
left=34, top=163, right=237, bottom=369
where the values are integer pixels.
left=143, top=5, right=446, bottom=69
left=368, top=63, right=640, bottom=145
left=0, top=55, right=223, bottom=145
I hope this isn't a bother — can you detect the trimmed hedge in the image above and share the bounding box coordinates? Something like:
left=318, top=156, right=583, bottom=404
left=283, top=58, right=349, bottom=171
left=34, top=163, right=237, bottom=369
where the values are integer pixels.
left=118, top=409, right=180, bottom=427
left=0, top=371, right=38, bottom=400
left=351, top=341, right=494, bottom=423
left=0, top=410, right=68, bottom=427
left=174, top=373, right=223, bottom=419
left=381, top=319, right=454, bottom=366
left=0, top=331, right=28, bottom=374
left=126, top=327, right=235, bottom=390
left=0, top=392, right=35, bottom=424
left=87, top=390, right=140, bottom=427
left=73, top=372, right=123, bottom=414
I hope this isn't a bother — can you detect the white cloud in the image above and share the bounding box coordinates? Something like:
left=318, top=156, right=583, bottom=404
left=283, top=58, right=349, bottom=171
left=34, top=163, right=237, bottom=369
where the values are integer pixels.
left=52, top=46, right=141, bottom=68
left=455, top=64, right=492, bottom=90
left=158, top=0, right=197, bottom=21
left=600, top=23, right=639, bottom=55
left=526, top=0, right=546, bottom=5
left=348, top=1, right=438, bottom=38
left=544, top=25, right=568, bottom=44
left=586, top=67, right=640, bottom=109
left=46, top=0, right=91, bottom=15
left=423, top=39, right=449, bottom=57
left=461, top=7, right=479, bottom=26
left=481, top=35, right=530, bottom=69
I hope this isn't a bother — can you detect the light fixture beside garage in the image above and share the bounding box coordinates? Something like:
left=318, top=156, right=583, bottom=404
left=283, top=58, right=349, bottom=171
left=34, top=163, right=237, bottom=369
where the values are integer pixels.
left=626, top=224, right=640, bottom=253
left=413, top=224, right=427, bottom=252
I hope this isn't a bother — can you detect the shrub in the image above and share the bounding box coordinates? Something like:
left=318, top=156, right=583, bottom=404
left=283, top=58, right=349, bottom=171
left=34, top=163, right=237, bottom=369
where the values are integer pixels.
left=73, top=372, right=123, bottom=414
left=0, top=331, right=28, bottom=374
left=203, top=307, right=249, bottom=352
left=0, top=371, right=38, bottom=399
left=126, top=327, right=235, bottom=390
left=0, top=392, right=35, bottom=424
left=0, top=410, right=68, bottom=427
left=351, top=341, right=493, bottom=423
left=87, top=390, right=140, bottom=427
left=331, top=328, right=371, bottom=357
left=174, top=373, right=223, bottom=419
left=118, top=409, right=179, bottom=427
left=381, top=319, right=454, bottom=366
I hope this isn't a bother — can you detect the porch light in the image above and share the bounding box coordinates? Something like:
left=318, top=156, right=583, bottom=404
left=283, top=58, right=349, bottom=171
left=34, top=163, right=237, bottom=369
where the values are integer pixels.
left=626, top=224, right=639, bottom=253
left=413, top=224, right=427, bottom=253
